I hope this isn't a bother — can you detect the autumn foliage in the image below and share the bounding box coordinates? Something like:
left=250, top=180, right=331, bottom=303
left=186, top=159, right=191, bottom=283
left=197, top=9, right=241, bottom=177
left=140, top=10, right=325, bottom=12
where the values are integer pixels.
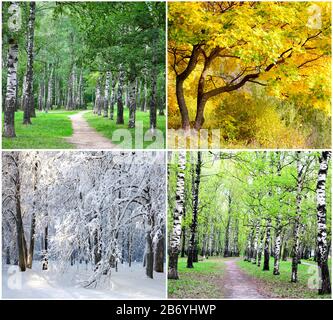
left=168, top=1, right=331, bottom=148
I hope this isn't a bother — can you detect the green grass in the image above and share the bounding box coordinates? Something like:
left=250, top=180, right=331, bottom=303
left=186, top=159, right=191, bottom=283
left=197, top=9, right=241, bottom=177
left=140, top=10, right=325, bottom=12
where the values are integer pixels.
left=168, top=257, right=225, bottom=299
left=84, top=110, right=166, bottom=149
left=237, top=257, right=332, bottom=299
left=2, top=110, right=77, bottom=149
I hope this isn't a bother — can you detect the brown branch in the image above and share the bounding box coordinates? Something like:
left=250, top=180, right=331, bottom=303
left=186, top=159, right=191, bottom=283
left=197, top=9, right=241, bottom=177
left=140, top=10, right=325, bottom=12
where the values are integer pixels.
left=297, top=54, right=324, bottom=69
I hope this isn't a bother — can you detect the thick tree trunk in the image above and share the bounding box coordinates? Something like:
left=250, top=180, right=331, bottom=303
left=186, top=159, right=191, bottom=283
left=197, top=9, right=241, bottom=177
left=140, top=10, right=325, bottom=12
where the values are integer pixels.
left=273, top=217, right=282, bottom=275
left=316, top=151, right=331, bottom=294
left=263, top=219, right=271, bottom=270
left=22, top=2, right=36, bottom=123
left=168, top=152, right=186, bottom=279
left=146, top=227, right=154, bottom=279
left=187, top=151, right=201, bottom=268
left=42, top=225, right=48, bottom=270
left=193, top=97, right=207, bottom=131
left=175, top=78, right=190, bottom=131
left=257, top=229, right=265, bottom=267
left=175, top=44, right=201, bottom=130
left=3, top=3, right=20, bottom=137
left=103, top=71, right=111, bottom=117
left=154, top=233, right=164, bottom=273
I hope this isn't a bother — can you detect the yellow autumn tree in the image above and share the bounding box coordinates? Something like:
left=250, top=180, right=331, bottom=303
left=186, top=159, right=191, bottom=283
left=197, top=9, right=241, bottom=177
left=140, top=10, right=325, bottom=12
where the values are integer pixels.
left=168, top=1, right=331, bottom=147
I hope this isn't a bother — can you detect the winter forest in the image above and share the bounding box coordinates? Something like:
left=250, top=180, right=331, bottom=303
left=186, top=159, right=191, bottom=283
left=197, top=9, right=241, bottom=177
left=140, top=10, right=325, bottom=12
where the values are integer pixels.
left=168, top=151, right=332, bottom=299
left=2, top=1, right=166, bottom=149
left=2, top=151, right=166, bottom=299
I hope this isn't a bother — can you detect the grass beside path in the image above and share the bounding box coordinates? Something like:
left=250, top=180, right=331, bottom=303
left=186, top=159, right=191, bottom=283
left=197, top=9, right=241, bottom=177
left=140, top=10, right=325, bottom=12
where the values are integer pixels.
left=237, top=257, right=332, bottom=299
left=84, top=110, right=166, bottom=149
left=168, top=257, right=225, bottom=299
left=2, top=110, right=77, bottom=149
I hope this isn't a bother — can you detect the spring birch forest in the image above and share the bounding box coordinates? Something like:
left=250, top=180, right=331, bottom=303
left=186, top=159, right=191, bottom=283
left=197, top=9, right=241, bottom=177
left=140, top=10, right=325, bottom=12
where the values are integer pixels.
left=2, top=1, right=166, bottom=149
left=168, top=2, right=331, bottom=148
left=2, top=151, right=166, bottom=299
left=168, top=151, right=331, bottom=299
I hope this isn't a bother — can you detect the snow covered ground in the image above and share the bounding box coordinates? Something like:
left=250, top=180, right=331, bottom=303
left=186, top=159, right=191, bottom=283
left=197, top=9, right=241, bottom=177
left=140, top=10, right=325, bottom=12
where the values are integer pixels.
left=2, top=262, right=166, bottom=299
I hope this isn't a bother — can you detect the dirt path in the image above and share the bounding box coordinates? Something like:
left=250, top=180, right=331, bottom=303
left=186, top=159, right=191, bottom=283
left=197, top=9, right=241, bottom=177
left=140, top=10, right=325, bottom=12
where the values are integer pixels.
left=221, top=258, right=269, bottom=299
left=66, top=111, right=116, bottom=149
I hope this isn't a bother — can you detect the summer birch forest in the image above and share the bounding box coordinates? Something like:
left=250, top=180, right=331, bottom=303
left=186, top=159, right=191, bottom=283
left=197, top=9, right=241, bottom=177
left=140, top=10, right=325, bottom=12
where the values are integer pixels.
left=2, top=1, right=166, bottom=149
left=2, top=151, right=166, bottom=299
left=168, top=2, right=331, bottom=148
left=168, top=151, right=331, bottom=299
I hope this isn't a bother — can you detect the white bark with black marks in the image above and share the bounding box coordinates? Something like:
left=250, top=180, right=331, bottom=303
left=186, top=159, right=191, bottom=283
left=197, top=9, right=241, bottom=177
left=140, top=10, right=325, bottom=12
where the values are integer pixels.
left=168, top=152, right=186, bottom=279
left=3, top=2, right=20, bottom=137
left=316, top=151, right=331, bottom=294
left=103, top=71, right=111, bottom=117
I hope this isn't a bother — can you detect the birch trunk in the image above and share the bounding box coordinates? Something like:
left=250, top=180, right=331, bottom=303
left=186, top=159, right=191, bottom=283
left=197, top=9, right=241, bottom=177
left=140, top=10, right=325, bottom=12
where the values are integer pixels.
left=316, top=151, right=331, bottom=294
left=3, top=2, right=20, bottom=137
left=109, top=76, right=116, bottom=120
left=273, top=217, right=282, bottom=275
left=263, top=218, right=271, bottom=270
left=187, top=151, right=201, bottom=268
left=168, top=152, right=186, bottom=279
left=103, top=71, right=111, bottom=117
left=257, top=229, right=265, bottom=267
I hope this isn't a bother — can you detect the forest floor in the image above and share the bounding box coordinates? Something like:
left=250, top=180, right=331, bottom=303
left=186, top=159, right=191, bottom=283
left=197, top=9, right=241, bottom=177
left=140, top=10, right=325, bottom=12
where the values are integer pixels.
left=169, top=257, right=331, bottom=299
left=2, top=262, right=166, bottom=299
left=66, top=111, right=116, bottom=149
left=84, top=110, right=166, bottom=149
left=168, top=257, right=226, bottom=298
left=237, top=257, right=332, bottom=299
left=221, top=258, right=269, bottom=299
left=2, top=111, right=77, bottom=149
